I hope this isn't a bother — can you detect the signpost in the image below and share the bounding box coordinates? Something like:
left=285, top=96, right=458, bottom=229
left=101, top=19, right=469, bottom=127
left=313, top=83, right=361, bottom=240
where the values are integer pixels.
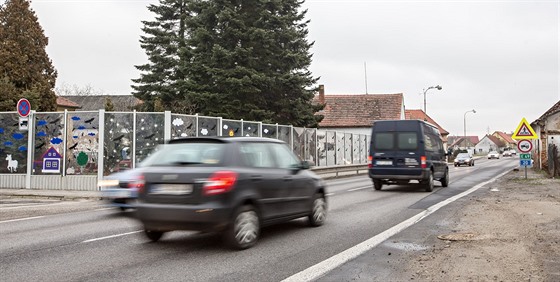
left=17, top=98, right=31, bottom=131
left=512, top=118, right=537, bottom=179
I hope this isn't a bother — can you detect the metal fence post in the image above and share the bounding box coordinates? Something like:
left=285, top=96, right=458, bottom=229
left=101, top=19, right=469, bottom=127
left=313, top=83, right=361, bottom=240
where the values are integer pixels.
left=97, top=109, right=105, bottom=185
left=132, top=110, right=137, bottom=168
left=258, top=121, right=262, bottom=137
left=164, top=111, right=171, bottom=141
left=195, top=114, right=199, bottom=137
left=25, top=110, right=35, bottom=189
left=240, top=119, right=244, bottom=136
left=334, top=131, right=338, bottom=165
left=218, top=117, right=223, bottom=136
left=62, top=110, right=68, bottom=176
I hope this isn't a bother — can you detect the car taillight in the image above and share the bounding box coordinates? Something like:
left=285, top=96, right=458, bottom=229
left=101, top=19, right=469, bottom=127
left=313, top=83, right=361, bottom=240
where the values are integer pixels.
left=128, top=174, right=145, bottom=193
left=368, top=155, right=373, bottom=168
left=203, top=171, right=237, bottom=196
left=420, top=156, right=427, bottom=169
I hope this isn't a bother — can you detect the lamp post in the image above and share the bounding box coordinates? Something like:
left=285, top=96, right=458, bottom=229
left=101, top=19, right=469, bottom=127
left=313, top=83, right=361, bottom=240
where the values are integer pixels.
left=423, top=85, right=442, bottom=114
left=463, top=109, right=476, bottom=150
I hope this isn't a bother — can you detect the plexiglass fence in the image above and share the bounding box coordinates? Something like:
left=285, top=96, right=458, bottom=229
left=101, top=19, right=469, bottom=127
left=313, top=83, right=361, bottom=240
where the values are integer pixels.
left=0, top=111, right=370, bottom=176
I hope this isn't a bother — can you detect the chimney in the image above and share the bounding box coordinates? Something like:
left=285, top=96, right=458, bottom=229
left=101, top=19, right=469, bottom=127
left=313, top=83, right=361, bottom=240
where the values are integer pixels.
left=319, top=84, right=325, bottom=104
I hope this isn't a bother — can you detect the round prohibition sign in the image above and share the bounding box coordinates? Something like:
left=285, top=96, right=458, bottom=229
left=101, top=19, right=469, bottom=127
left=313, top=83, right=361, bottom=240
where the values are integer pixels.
left=17, top=98, right=31, bottom=117
left=517, top=139, right=533, bottom=153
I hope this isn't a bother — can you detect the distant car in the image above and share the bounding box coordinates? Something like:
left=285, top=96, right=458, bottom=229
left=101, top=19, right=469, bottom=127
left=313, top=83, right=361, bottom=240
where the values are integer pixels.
left=502, top=150, right=512, bottom=157
left=98, top=167, right=144, bottom=210
left=487, top=151, right=500, bottom=159
left=134, top=137, right=327, bottom=249
left=509, top=150, right=517, bottom=156
left=454, top=153, right=474, bottom=167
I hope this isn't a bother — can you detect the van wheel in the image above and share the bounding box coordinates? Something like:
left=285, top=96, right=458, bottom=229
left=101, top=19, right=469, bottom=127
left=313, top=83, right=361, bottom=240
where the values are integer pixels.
left=440, top=168, right=449, bottom=187
left=223, top=205, right=260, bottom=250
left=423, top=171, right=434, bottom=192
left=373, top=180, right=382, bottom=190
left=309, top=193, right=327, bottom=227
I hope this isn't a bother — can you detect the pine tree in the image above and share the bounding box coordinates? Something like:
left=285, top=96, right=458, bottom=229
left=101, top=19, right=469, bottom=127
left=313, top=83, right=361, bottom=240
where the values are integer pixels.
left=133, top=0, right=323, bottom=127
left=0, top=0, right=58, bottom=112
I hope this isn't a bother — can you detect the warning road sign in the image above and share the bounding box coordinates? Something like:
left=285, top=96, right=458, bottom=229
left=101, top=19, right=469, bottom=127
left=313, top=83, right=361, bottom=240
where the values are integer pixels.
left=512, top=117, right=537, bottom=140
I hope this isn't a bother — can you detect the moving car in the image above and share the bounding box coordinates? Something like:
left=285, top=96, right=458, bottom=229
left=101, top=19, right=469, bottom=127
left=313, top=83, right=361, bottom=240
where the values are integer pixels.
left=134, top=137, right=327, bottom=249
left=502, top=150, right=512, bottom=157
left=454, top=153, right=474, bottom=167
left=368, top=119, right=449, bottom=192
left=487, top=151, right=500, bottom=159
left=98, top=167, right=144, bottom=210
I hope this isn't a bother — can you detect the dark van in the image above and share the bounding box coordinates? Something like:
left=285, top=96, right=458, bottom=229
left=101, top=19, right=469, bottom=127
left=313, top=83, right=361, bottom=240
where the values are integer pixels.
left=368, top=120, right=449, bottom=192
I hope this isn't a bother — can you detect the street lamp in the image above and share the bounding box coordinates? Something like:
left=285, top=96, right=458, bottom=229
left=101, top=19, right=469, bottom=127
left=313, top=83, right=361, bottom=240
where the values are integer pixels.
left=423, top=85, right=442, bottom=114
left=463, top=109, right=476, bottom=149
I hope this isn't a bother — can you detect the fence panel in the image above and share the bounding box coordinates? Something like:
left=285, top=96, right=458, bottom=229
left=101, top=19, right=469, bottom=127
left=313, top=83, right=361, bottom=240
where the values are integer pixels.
left=33, top=112, right=65, bottom=175
left=65, top=111, right=99, bottom=175
left=222, top=119, right=242, bottom=137
left=103, top=112, right=134, bottom=174
left=135, top=112, right=165, bottom=165
left=0, top=112, right=29, bottom=174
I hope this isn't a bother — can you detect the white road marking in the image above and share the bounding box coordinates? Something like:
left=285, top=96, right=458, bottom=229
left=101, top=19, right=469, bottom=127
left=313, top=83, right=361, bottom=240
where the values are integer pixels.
left=325, top=193, right=335, bottom=197
left=282, top=168, right=513, bottom=282
left=83, top=230, right=142, bottom=243
left=0, top=216, right=45, bottom=224
left=347, top=187, right=369, bottom=192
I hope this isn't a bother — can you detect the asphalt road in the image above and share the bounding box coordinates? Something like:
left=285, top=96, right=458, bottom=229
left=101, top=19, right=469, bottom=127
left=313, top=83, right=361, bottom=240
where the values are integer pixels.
left=0, top=157, right=519, bottom=281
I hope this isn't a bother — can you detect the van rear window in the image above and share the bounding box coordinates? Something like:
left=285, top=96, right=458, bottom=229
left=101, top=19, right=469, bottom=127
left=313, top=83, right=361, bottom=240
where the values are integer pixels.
left=373, top=132, right=418, bottom=150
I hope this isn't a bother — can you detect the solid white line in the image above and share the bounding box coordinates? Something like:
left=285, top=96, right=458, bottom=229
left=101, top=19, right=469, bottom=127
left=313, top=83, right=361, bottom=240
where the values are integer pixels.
left=325, top=193, right=335, bottom=197
left=0, top=216, right=45, bottom=224
left=347, top=187, right=369, bottom=192
left=282, top=168, right=514, bottom=282
left=82, top=230, right=142, bottom=243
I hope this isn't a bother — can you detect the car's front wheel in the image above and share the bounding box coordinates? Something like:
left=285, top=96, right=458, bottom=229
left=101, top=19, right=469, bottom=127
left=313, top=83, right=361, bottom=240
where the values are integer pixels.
left=309, top=193, right=327, bottom=227
left=224, top=205, right=260, bottom=250
left=144, top=229, right=164, bottom=242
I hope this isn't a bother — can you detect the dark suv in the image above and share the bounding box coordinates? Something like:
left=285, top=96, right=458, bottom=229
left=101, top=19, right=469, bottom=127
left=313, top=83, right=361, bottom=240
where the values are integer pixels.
left=134, top=137, right=327, bottom=249
left=368, top=120, right=449, bottom=192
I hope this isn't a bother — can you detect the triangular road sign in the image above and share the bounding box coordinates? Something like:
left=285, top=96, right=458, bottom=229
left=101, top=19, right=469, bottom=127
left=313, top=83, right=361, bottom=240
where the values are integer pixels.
left=512, top=117, right=538, bottom=140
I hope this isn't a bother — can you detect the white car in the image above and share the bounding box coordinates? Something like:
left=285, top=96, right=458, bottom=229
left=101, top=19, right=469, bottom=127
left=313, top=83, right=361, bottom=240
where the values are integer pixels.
left=502, top=150, right=512, bottom=157
left=487, top=151, right=500, bottom=159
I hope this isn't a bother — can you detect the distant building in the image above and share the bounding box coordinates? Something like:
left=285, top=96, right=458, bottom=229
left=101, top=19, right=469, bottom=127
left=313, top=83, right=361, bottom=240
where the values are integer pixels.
left=314, top=85, right=405, bottom=135
left=405, top=109, right=449, bottom=145
left=531, top=100, right=560, bottom=175
left=475, top=135, right=506, bottom=154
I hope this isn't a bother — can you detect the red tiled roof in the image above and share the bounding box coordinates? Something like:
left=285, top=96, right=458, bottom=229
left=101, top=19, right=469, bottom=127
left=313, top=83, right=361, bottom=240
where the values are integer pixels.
left=449, top=135, right=479, bottom=147
left=487, top=135, right=506, bottom=147
left=405, top=109, right=449, bottom=136
left=56, top=96, right=80, bottom=108
left=314, top=93, right=403, bottom=128
left=493, top=131, right=516, bottom=144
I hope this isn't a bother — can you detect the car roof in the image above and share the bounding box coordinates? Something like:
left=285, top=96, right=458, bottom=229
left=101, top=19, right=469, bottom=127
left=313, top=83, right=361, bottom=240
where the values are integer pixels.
left=166, top=136, right=285, bottom=145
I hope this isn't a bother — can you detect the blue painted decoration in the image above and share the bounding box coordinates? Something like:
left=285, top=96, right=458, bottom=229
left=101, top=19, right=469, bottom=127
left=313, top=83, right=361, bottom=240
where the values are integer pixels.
left=12, top=133, right=24, bottom=140
left=71, top=116, right=81, bottom=121
left=18, top=146, right=27, bottom=151
left=37, top=131, right=47, bottom=137
left=50, top=137, right=63, bottom=144
left=88, top=133, right=96, bottom=136
left=38, top=120, right=48, bottom=126
left=78, top=125, right=86, bottom=130
left=4, top=141, right=13, bottom=146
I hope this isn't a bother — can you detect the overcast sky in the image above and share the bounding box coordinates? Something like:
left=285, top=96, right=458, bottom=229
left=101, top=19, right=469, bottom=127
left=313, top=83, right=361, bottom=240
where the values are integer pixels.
left=23, top=0, right=560, bottom=138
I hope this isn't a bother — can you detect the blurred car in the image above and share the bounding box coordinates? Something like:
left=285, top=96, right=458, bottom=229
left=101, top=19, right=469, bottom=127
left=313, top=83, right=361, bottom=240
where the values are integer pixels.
left=134, top=137, right=327, bottom=249
left=454, top=153, right=474, bottom=167
left=98, top=167, right=145, bottom=210
left=502, top=150, right=512, bottom=157
left=509, top=149, right=517, bottom=156
left=487, top=151, right=500, bottom=159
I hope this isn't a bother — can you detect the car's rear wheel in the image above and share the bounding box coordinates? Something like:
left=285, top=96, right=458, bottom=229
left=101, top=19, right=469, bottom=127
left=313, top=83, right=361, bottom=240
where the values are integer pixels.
left=309, top=193, right=327, bottom=227
left=144, top=229, right=164, bottom=242
left=373, top=180, right=382, bottom=190
left=423, top=171, right=434, bottom=192
left=440, top=168, right=449, bottom=187
left=224, top=205, right=260, bottom=250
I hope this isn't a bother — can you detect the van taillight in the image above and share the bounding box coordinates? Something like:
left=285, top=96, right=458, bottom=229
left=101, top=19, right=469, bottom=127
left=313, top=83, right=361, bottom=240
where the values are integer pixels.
left=128, top=174, right=145, bottom=193
left=203, top=171, right=237, bottom=196
left=368, top=155, right=373, bottom=168
left=420, top=156, right=427, bottom=168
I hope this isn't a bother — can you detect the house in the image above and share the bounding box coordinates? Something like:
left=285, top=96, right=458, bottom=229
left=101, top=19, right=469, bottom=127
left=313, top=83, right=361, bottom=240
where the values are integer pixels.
left=314, top=85, right=405, bottom=135
left=405, top=109, right=450, bottom=145
left=56, top=95, right=143, bottom=111
left=448, top=135, right=480, bottom=151
left=531, top=100, right=560, bottom=176
left=492, top=131, right=517, bottom=150
left=56, top=96, right=81, bottom=111
left=475, top=134, right=506, bottom=154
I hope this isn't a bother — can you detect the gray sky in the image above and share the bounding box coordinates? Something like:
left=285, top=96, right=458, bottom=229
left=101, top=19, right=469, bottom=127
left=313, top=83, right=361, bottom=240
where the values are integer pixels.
left=25, top=0, right=560, bottom=138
